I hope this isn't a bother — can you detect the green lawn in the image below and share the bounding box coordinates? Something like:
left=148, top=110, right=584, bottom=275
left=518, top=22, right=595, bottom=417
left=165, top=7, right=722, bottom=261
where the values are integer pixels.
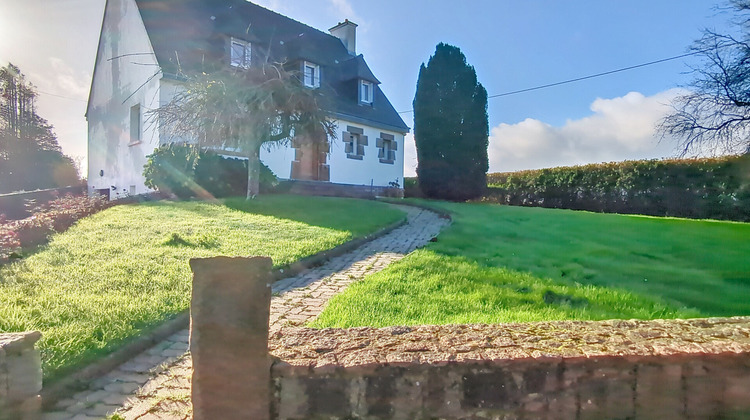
left=0, top=195, right=404, bottom=382
left=312, top=201, right=750, bottom=328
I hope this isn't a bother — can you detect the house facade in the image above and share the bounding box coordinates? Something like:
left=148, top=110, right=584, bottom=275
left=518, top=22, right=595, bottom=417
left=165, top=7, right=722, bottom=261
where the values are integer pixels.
left=87, top=0, right=408, bottom=199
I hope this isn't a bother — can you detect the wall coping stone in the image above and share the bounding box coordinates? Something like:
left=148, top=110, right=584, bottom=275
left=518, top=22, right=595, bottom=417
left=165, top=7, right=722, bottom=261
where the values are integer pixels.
left=270, top=317, right=750, bottom=373
left=0, top=332, right=41, bottom=355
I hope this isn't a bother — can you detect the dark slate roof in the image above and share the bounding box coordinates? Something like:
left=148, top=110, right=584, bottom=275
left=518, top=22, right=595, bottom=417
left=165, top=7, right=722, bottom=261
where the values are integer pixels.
left=134, top=0, right=408, bottom=133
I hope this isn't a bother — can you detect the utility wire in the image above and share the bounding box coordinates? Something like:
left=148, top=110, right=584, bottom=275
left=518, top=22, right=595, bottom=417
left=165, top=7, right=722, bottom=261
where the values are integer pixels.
left=397, top=50, right=703, bottom=114
left=36, top=89, right=87, bottom=102
left=32, top=50, right=705, bottom=107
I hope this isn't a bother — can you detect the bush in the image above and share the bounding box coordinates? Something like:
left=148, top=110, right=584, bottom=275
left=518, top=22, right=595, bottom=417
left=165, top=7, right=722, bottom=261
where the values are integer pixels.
left=403, top=177, right=424, bottom=198
left=0, top=224, right=20, bottom=260
left=0, top=194, right=111, bottom=262
left=483, top=155, right=750, bottom=221
left=143, top=143, right=278, bottom=198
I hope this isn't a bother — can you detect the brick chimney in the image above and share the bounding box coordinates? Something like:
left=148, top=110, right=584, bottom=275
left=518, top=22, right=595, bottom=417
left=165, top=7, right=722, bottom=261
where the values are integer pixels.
left=329, top=19, right=357, bottom=55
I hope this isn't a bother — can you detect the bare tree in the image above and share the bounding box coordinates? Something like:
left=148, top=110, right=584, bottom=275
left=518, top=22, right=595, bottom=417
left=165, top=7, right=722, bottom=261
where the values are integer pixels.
left=660, top=0, right=750, bottom=156
left=152, top=63, right=336, bottom=198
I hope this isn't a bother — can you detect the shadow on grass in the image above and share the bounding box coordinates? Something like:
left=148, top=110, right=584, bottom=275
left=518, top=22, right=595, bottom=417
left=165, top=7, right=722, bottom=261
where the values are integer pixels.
left=222, top=194, right=405, bottom=237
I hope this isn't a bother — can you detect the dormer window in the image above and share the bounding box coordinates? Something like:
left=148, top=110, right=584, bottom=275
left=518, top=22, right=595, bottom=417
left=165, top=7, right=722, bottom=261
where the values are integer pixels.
left=360, top=80, right=373, bottom=104
left=230, top=38, right=251, bottom=68
left=303, top=61, right=320, bottom=88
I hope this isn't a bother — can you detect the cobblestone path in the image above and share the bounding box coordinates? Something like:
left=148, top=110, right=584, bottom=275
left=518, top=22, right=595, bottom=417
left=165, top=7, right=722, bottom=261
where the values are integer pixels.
left=42, top=204, right=448, bottom=420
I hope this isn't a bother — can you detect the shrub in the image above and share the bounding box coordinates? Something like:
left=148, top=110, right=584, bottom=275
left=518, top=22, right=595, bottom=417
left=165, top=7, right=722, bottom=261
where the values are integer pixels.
left=0, top=194, right=111, bottom=262
left=143, top=143, right=278, bottom=198
left=403, top=177, right=424, bottom=198
left=36, top=194, right=111, bottom=232
left=484, top=155, right=750, bottom=221
left=0, top=224, right=21, bottom=260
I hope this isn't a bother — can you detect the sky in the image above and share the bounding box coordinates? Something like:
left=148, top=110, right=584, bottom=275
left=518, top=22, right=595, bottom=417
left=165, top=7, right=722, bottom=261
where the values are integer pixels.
left=0, top=0, right=735, bottom=177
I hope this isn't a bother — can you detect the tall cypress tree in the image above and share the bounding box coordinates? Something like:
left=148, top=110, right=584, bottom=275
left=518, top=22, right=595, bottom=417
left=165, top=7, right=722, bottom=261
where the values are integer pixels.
left=413, top=43, right=489, bottom=200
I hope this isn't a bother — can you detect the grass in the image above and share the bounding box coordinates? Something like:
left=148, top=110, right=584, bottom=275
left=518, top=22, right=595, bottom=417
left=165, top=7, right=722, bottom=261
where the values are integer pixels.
left=0, top=195, right=404, bottom=382
left=312, top=200, right=750, bottom=328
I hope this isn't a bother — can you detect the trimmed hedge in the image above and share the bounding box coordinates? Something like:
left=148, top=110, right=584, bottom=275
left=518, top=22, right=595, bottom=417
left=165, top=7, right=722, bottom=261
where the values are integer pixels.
left=483, top=155, right=750, bottom=221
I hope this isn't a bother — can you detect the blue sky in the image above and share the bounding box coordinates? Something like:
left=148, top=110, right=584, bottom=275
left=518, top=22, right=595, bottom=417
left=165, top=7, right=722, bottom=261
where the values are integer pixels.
left=0, top=0, right=733, bottom=176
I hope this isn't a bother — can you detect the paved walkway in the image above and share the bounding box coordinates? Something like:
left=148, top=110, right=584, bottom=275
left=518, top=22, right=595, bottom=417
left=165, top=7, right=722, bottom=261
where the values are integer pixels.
left=43, top=204, right=449, bottom=420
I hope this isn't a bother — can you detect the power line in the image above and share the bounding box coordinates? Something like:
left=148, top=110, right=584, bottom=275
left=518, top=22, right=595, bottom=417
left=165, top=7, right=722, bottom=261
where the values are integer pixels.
left=397, top=50, right=702, bottom=114
left=36, top=89, right=87, bottom=102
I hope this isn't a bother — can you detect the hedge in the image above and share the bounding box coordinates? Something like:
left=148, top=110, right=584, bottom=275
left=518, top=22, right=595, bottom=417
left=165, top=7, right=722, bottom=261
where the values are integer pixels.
left=482, top=155, right=750, bottom=222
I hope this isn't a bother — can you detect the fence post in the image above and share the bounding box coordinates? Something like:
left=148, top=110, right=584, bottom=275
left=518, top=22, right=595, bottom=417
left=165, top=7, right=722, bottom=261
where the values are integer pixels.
left=189, top=256, right=273, bottom=420
left=0, top=332, right=42, bottom=420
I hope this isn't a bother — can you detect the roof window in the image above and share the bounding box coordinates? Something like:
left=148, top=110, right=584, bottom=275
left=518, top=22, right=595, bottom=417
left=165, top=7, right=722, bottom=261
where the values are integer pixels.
left=303, top=61, right=320, bottom=88
left=360, top=80, right=373, bottom=105
left=230, top=38, right=251, bottom=68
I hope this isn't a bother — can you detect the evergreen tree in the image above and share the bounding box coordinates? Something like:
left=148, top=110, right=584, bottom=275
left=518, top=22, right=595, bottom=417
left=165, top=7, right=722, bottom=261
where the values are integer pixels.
left=413, top=43, right=489, bottom=200
left=0, top=63, right=79, bottom=193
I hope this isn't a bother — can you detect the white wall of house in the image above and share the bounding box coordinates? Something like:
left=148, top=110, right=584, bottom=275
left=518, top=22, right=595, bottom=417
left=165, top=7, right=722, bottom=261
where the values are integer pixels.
left=327, top=119, right=405, bottom=188
left=260, top=142, right=295, bottom=180
left=260, top=118, right=405, bottom=188
left=87, top=0, right=161, bottom=198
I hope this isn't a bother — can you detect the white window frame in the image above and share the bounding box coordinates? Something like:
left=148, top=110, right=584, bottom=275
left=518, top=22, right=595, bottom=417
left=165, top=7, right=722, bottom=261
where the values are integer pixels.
left=129, top=104, right=141, bottom=145
left=360, top=80, right=373, bottom=104
left=303, top=61, right=320, bottom=88
left=230, top=38, right=251, bottom=68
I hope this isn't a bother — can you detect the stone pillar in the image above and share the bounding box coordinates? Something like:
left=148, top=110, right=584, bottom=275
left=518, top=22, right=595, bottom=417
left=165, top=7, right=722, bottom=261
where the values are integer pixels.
left=189, top=256, right=273, bottom=420
left=0, top=332, right=42, bottom=420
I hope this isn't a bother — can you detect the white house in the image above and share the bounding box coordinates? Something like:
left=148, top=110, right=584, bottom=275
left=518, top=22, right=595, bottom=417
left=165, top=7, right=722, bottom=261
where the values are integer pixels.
left=86, top=0, right=409, bottom=199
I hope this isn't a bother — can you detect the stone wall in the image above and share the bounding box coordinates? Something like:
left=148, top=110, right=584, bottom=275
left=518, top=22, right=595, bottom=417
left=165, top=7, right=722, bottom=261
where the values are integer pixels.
left=269, top=319, right=750, bottom=419
left=188, top=257, right=750, bottom=419
left=283, top=180, right=403, bottom=199
left=0, top=332, right=42, bottom=420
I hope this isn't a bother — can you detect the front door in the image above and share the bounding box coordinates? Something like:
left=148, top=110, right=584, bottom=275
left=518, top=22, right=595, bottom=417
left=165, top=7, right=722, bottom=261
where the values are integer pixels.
left=291, top=136, right=330, bottom=181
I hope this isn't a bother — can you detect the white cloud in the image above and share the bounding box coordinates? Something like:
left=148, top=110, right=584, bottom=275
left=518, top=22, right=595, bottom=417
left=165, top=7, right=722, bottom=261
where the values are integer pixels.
left=328, top=0, right=356, bottom=18
left=487, top=89, right=685, bottom=173
left=327, top=0, right=365, bottom=27
left=49, top=57, right=90, bottom=99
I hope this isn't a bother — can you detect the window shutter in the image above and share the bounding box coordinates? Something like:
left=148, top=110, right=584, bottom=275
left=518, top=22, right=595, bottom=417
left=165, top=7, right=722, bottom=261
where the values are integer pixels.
left=376, top=138, right=384, bottom=148
left=359, top=135, right=368, bottom=146
left=357, top=144, right=365, bottom=156
left=389, top=150, right=396, bottom=161
left=378, top=148, right=385, bottom=159
left=391, top=141, right=398, bottom=151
